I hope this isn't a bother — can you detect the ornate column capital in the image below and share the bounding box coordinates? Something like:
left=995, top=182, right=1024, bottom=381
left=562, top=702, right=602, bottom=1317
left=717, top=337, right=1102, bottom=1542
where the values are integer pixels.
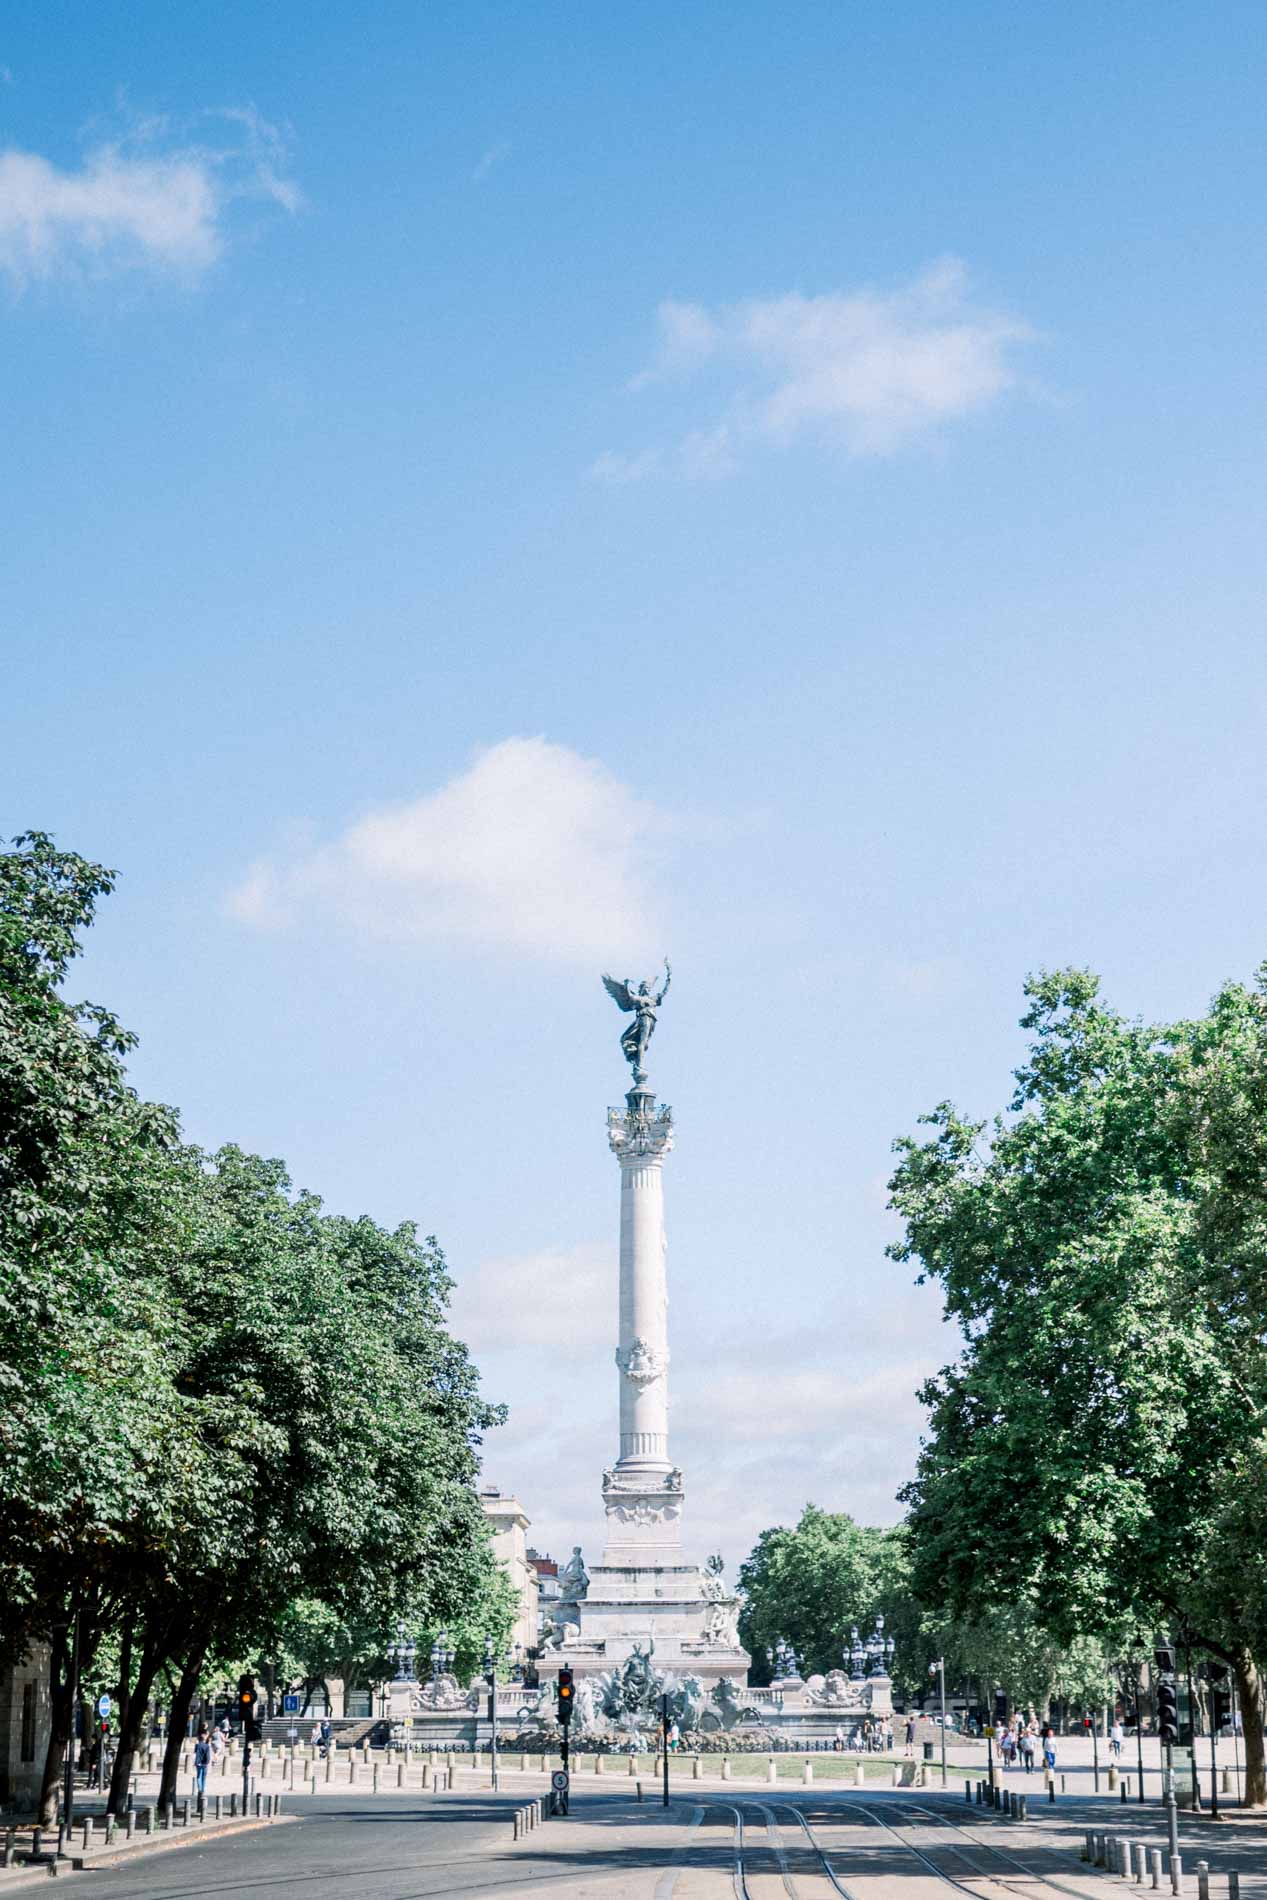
left=607, top=1096, right=674, bottom=1163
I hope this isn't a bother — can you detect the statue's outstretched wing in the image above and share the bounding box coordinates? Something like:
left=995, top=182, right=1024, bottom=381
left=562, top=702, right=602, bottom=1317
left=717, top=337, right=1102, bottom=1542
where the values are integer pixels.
left=602, top=973, right=636, bottom=1012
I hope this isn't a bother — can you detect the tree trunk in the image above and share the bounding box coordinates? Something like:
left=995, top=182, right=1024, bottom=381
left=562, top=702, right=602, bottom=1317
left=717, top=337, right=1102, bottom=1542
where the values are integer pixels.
left=107, top=1638, right=165, bottom=1814
left=1232, top=1648, right=1265, bottom=1808
left=36, top=1626, right=70, bottom=1828
left=158, top=1645, right=206, bottom=1810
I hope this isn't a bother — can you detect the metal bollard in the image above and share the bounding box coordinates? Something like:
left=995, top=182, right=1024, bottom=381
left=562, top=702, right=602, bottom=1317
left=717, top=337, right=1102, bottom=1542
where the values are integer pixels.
left=769, top=1760, right=779, bottom=1783
left=373, top=1766, right=380, bottom=1793
left=721, top=1759, right=731, bottom=1781
left=1150, top=1850, right=1162, bottom=1890
left=1221, top=1769, right=1230, bottom=1795
left=229, top=1792, right=238, bottom=1817
left=804, top=1761, right=814, bottom=1785
left=967, top=1783, right=975, bottom=1804
left=143, top=1808, right=154, bottom=1837
left=1171, top=1853, right=1183, bottom=1895
left=397, top=1763, right=404, bottom=1788
left=1018, top=1796, right=1028, bottom=1821
left=325, top=1751, right=333, bottom=1783
left=856, top=1761, right=864, bottom=1787
left=125, top=1812, right=136, bottom=1840
left=178, top=1802, right=189, bottom=1827
left=1084, top=1832, right=1095, bottom=1862
left=1135, top=1842, right=1148, bottom=1883
left=1196, top=1862, right=1209, bottom=1900
left=1, top=1828, right=13, bottom=1867
left=892, top=1764, right=901, bottom=1787
left=1229, top=1876, right=1240, bottom=1900
left=1122, top=1780, right=1130, bottom=1803
left=80, top=1820, right=91, bottom=1852
left=1096, top=1834, right=1108, bottom=1867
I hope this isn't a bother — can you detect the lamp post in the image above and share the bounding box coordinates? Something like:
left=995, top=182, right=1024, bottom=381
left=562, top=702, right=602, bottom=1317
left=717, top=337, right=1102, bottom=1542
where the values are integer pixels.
left=930, top=1658, right=948, bottom=1787
left=430, top=1631, right=453, bottom=1680
left=483, top=1639, right=500, bottom=1791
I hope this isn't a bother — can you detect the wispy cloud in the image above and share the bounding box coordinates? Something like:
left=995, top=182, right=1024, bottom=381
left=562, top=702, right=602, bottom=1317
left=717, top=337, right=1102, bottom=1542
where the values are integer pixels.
left=229, top=737, right=672, bottom=965
left=0, top=105, right=299, bottom=287
left=590, top=259, right=1033, bottom=480
left=471, top=1262, right=957, bottom=1567
left=472, top=140, right=511, bottom=183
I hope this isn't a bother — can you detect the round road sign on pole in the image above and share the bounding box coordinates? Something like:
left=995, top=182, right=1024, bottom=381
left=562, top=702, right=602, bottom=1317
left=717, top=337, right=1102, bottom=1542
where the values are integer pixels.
left=551, top=1770, right=569, bottom=1792
left=97, top=1694, right=112, bottom=1718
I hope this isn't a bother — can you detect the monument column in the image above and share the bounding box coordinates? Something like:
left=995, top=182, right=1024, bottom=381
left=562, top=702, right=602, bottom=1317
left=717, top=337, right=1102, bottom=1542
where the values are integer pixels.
left=603, top=1085, right=684, bottom=1564
left=610, top=1088, right=673, bottom=1476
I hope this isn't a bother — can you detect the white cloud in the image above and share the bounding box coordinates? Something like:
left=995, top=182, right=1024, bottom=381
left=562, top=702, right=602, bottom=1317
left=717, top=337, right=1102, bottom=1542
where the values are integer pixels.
left=0, top=108, right=298, bottom=287
left=229, top=737, right=670, bottom=965
left=450, top=1242, right=612, bottom=1354
left=594, top=259, right=1033, bottom=477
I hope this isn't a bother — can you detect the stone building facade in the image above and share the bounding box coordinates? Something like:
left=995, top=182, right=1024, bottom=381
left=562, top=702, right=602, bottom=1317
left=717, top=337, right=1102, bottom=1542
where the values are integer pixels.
left=0, top=1645, right=51, bottom=1809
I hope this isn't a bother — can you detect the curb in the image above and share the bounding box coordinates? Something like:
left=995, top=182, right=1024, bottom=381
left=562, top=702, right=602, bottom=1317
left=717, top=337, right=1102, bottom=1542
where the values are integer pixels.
left=0, top=1813, right=296, bottom=1888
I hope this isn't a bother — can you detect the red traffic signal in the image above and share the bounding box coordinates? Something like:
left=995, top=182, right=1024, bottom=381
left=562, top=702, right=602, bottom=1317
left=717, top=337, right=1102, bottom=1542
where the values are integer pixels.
left=1157, top=1681, right=1179, bottom=1747
left=1083, top=1716, right=1092, bottom=1731
left=99, top=1719, right=109, bottom=1736
left=557, top=1667, right=575, bottom=1725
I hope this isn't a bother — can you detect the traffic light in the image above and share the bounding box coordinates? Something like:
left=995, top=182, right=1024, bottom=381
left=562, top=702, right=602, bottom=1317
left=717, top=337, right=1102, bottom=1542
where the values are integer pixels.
left=1083, top=1715, right=1092, bottom=1732
left=1154, top=1644, right=1176, bottom=1676
left=1157, top=1679, right=1179, bottom=1747
left=237, top=1673, right=263, bottom=1743
left=557, top=1667, right=575, bottom=1726
left=1209, top=1663, right=1231, bottom=1732
left=99, top=1719, right=109, bottom=1738
left=994, top=1689, right=1007, bottom=1724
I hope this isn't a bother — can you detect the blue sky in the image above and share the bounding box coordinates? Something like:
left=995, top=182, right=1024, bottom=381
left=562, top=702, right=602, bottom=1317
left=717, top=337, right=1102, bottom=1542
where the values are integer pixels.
left=4, top=3, right=1267, bottom=1572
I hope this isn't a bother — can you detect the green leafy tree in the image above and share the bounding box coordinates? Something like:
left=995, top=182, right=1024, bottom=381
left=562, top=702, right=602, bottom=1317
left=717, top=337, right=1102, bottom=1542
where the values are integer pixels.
left=738, top=1506, right=912, bottom=1686
left=0, top=835, right=507, bottom=1816
left=889, top=968, right=1267, bottom=1803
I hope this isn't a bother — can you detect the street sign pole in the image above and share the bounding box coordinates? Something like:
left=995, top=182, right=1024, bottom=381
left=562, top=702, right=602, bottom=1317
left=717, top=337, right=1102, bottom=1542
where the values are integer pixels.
left=661, top=1694, right=669, bottom=1808
left=62, top=1610, right=81, bottom=1834
left=935, top=1660, right=948, bottom=1787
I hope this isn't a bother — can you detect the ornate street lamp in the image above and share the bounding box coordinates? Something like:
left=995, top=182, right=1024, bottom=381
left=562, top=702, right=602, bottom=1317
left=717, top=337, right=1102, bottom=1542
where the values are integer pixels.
left=430, top=1630, right=454, bottom=1680
left=847, top=1626, right=865, bottom=1681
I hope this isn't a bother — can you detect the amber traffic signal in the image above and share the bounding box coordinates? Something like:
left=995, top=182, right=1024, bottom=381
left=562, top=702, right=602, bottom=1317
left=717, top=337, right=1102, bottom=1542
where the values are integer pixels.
left=557, top=1667, right=575, bottom=1726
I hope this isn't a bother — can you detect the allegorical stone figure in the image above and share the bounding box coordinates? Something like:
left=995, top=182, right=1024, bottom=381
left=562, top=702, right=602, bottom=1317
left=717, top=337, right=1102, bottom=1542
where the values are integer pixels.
left=602, top=960, right=671, bottom=1083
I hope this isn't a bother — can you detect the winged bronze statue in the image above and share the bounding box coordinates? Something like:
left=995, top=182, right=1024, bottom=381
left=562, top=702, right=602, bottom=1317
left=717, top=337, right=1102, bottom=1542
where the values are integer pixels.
left=602, top=960, right=671, bottom=1083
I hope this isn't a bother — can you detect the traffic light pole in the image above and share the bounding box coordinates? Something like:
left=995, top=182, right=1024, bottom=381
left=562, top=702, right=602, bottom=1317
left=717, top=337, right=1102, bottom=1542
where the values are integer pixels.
left=1165, top=1742, right=1179, bottom=1873
left=1209, top=1717, right=1219, bottom=1821
left=662, top=1694, right=669, bottom=1809
left=1091, top=1715, right=1100, bottom=1793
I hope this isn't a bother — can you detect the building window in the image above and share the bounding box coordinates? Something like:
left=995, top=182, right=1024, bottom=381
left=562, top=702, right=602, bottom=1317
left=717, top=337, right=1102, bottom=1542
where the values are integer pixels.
left=20, top=1681, right=36, bottom=1762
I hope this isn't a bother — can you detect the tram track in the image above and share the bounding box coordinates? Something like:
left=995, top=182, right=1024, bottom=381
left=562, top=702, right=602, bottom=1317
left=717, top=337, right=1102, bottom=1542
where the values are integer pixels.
left=685, top=1790, right=1113, bottom=1900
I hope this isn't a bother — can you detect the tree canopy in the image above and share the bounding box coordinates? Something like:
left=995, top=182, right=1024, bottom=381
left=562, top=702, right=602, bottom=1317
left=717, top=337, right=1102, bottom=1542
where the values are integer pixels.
left=0, top=833, right=509, bottom=1817
left=889, top=967, right=1267, bottom=1801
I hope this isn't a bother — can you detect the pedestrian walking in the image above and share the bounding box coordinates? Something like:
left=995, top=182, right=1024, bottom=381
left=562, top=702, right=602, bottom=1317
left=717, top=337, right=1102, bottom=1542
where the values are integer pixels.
left=193, top=1728, right=212, bottom=1797
left=1110, top=1719, right=1124, bottom=1759
left=1019, top=1730, right=1035, bottom=1773
left=904, top=1717, right=916, bottom=1759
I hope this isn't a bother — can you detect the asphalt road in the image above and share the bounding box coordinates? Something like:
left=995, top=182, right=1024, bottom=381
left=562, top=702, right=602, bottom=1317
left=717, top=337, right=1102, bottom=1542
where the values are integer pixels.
left=72, top=1786, right=685, bottom=1900
left=51, top=1782, right=1267, bottom=1900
